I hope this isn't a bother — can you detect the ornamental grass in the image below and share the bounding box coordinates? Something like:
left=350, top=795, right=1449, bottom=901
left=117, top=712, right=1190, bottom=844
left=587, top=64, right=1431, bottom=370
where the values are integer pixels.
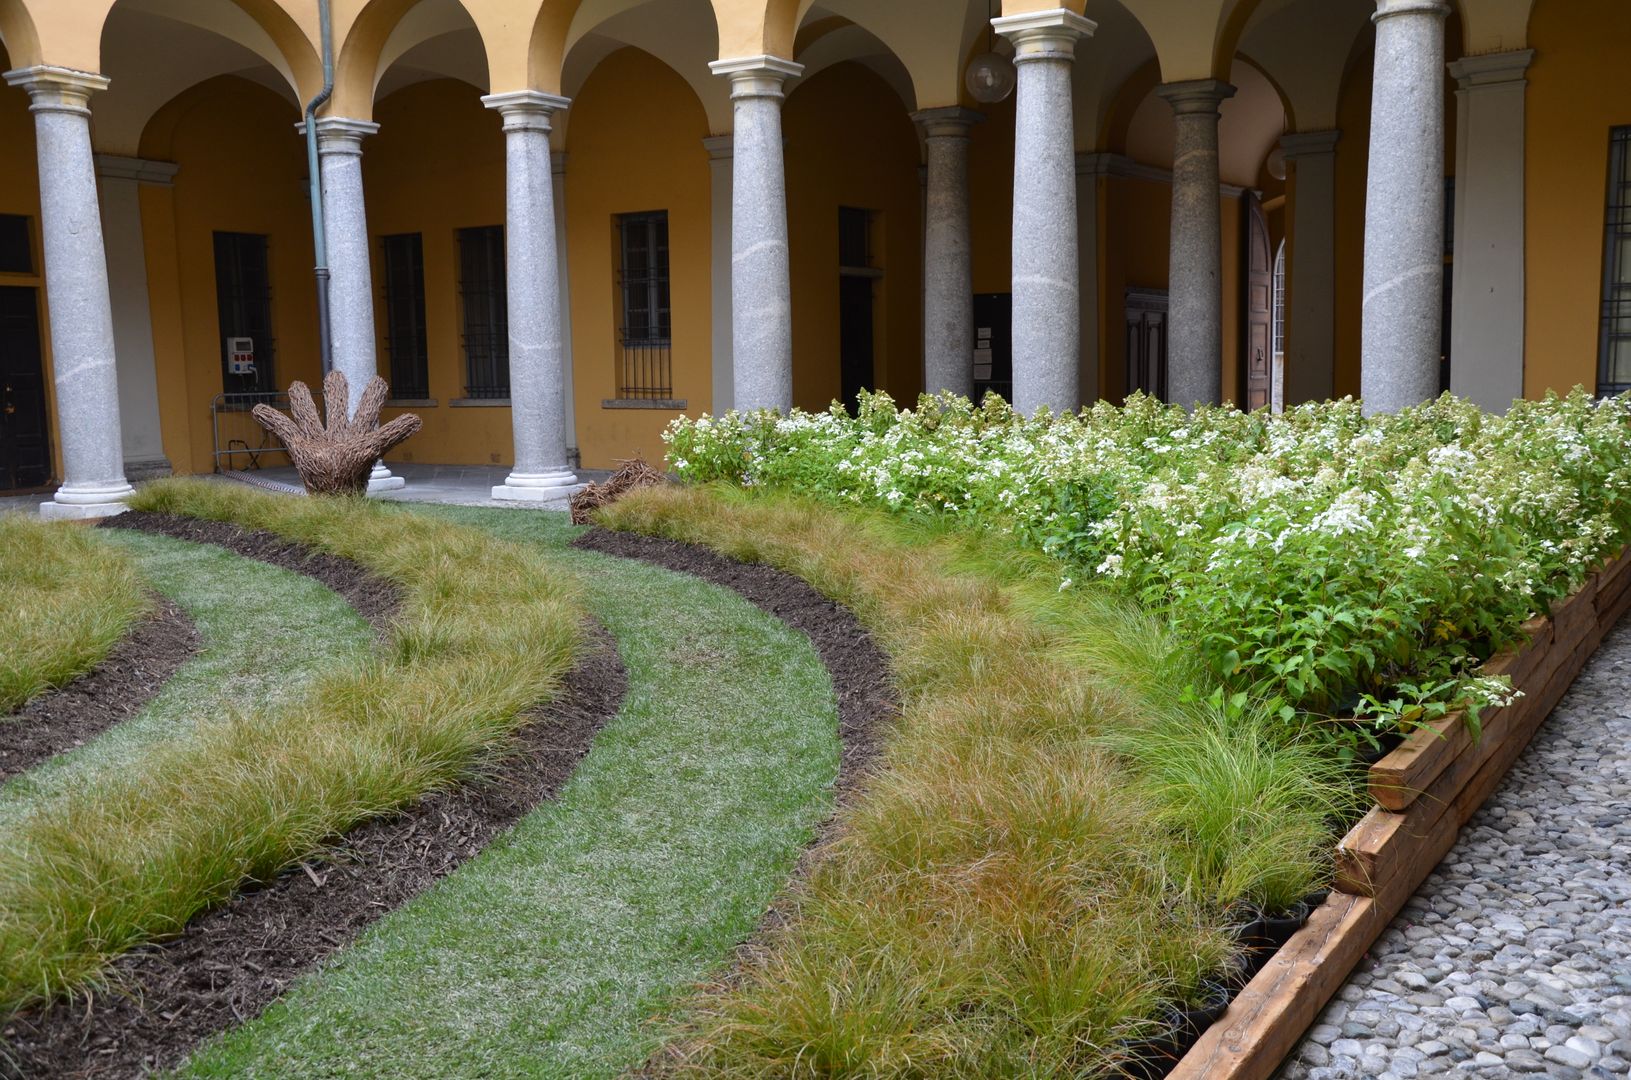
left=0, top=515, right=148, bottom=714
left=597, top=485, right=1353, bottom=1078
left=0, top=479, right=582, bottom=1009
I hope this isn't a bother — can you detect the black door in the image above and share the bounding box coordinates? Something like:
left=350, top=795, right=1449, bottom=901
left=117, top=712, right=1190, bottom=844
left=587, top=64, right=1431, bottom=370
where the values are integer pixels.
left=0, top=285, right=51, bottom=491
left=972, top=293, right=1013, bottom=404
left=839, top=275, right=874, bottom=414
left=213, top=232, right=277, bottom=394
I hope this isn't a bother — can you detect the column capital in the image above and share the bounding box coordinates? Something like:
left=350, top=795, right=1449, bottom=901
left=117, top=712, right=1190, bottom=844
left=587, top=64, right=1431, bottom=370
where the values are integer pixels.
left=1279, top=129, right=1341, bottom=159
left=912, top=106, right=984, bottom=139
left=702, top=134, right=734, bottom=160
left=992, top=10, right=1096, bottom=63
left=4, top=65, right=108, bottom=116
left=94, top=154, right=180, bottom=185
left=1373, top=0, right=1450, bottom=23
left=709, top=55, right=802, bottom=100
left=1447, top=48, right=1534, bottom=89
left=295, top=116, right=379, bottom=155
left=1156, top=78, right=1237, bottom=116
left=482, top=89, right=570, bottom=132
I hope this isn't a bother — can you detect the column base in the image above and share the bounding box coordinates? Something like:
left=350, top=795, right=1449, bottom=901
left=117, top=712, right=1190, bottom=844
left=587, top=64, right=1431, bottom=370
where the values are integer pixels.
left=491, top=468, right=580, bottom=503
left=40, top=498, right=131, bottom=521
left=367, top=462, right=406, bottom=494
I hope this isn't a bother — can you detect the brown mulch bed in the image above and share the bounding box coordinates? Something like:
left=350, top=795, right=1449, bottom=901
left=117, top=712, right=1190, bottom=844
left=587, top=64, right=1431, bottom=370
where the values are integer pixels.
left=0, top=598, right=199, bottom=784
left=1, top=515, right=628, bottom=1080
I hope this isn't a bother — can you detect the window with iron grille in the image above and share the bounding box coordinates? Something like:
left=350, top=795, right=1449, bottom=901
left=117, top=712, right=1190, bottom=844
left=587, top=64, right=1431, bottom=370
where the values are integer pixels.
left=381, top=233, right=429, bottom=400
left=1598, top=127, right=1631, bottom=396
left=617, top=211, right=672, bottom=399
left=457, top=225, right=509, bottom=398
left=0, top=214, right=31, bottom=275
left=212, top=231, right=277, bottom=394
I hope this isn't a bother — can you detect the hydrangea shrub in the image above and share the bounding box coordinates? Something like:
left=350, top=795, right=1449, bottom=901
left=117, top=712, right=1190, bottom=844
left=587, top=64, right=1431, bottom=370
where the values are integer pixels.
left=665, top=390, right=1631, bottom=750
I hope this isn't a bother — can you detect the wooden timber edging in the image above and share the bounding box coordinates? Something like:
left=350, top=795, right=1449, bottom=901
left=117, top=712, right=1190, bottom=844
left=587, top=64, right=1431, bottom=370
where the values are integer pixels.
left=1166, top=544, right=1631, bottom=1080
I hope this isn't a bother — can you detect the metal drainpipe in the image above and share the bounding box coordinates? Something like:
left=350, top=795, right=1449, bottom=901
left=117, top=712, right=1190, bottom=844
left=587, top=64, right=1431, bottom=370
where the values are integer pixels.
left=304, top=0, right=335, bottom=375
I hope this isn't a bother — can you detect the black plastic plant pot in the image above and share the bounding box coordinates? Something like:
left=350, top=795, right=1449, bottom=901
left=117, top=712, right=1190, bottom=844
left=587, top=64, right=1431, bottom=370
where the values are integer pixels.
left=1116, top=1032, right=1189, bottom=1080
left=1177, top=979, right=1233, bottom=1041
left=1263, top=900, right=1312, bottom=949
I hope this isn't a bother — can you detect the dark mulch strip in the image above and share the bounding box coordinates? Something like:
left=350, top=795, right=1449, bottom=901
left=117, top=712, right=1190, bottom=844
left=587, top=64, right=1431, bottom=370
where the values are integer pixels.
left=0, top=598, right=199, bottom=784
left=2, top=517, right=628, bottom=1080
left=99, top=511, right=401, bottom=632
left=572, top=527, right=895, bottom=798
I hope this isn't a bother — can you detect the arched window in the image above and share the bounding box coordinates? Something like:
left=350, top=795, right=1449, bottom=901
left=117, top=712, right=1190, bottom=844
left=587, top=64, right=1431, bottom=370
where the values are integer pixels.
left=1271, top=239, right=1286, bottom=413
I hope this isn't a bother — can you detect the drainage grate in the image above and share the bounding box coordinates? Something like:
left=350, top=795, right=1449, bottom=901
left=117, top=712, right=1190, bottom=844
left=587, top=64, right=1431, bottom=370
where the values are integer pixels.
left=222, top=470, right=305, bottom=496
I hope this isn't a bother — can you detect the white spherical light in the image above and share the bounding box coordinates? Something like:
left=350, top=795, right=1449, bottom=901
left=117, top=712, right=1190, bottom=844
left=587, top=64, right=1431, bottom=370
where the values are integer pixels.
left=966, top=52, right=1016, bottom=104
left=1266, top=146, right=1288, bottom=182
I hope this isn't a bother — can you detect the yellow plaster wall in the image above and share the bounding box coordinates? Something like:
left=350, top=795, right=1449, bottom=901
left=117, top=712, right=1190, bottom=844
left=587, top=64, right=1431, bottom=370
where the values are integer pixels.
left=363, top=77, right=508, bottom=467
left=565, top=46, right=712, bottom=468
left=1523, top=0, right=1631, bottom=397
left=969, top=93, right=1016, bottom=296
left=139, top=75, right=320, bottom=475
left=784, top=61, right=922, bottom=411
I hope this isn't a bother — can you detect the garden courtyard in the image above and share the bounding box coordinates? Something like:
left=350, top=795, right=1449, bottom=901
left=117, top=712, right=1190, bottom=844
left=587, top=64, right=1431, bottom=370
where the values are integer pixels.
left=2, top=391, right=1629, bottom=1079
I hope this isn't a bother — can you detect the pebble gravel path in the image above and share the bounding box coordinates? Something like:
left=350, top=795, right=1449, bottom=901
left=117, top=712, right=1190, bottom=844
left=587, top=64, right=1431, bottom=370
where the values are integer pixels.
left=1278, top=623, right=1631, bottom=1080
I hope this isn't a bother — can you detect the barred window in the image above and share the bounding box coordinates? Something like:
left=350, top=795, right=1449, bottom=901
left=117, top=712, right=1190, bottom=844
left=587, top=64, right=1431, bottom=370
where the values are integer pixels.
left=617, top=211, right=672, bottom=399
left=213, top=231, right=276, bottom=394
left=457, top=225, right=509, bottom=399
left=381, top=233, right=429, bottom=400
left=1598, top=127, right=1631, bottom=396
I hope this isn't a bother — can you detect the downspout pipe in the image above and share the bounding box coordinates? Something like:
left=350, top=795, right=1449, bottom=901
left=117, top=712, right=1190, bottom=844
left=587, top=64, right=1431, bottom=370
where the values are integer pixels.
left=304, top=0, right=335, bottom=375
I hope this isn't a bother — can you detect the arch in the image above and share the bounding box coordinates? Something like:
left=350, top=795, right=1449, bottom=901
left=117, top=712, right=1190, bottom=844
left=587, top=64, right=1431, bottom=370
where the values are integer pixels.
left=560, top=0, right=723, bottom=135
left=333, top=0, right=490, bottom=119
left=1234, top=0, right=1373, bottom=132
left=1459, top=0, right=1536, bottom=53
left=1076, top=0, right=1160, bottom=151
left=0, top=0, right=41, bottom=68
left=791, top=0, right=988, bottom=110
left=790, top=16, right=916, bottom=114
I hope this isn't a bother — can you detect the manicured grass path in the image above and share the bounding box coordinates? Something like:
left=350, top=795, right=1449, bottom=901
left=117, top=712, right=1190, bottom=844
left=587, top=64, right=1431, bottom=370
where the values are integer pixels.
left=0, top=529, right=374, bottom=825
left=177, top=506, right=841, bottom=1079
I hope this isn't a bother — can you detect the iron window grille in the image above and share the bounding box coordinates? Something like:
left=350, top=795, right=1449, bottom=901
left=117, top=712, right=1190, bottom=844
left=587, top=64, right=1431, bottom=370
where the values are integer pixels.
left=381, top=233, right=430, bottom=400
left=458, top=225, right=510, bottom=399
left=1599, top=127, right=1631, bottom=396
left=212, top=231, right=277, bottom=396
left=616, top=211, right=672, bottom=399
left=0, top=214, right=31, bottom=275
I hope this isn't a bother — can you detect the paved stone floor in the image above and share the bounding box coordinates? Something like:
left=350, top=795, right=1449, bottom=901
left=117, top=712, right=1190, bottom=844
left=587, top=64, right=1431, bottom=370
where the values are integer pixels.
left=1279, top=623, right=1631, bottom=1080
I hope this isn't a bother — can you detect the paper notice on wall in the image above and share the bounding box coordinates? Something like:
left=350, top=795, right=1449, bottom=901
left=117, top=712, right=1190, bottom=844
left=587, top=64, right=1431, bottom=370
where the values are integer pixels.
left=973, top=347, right=993, bottom=380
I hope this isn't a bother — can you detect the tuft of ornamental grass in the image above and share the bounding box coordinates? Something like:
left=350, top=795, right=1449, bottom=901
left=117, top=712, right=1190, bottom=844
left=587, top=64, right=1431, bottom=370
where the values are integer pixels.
left=0, top=479, right=582, bottom=1010
left=597, top=485, right=1352, bottom=1078
left=0, top=515, right=148, bottom=714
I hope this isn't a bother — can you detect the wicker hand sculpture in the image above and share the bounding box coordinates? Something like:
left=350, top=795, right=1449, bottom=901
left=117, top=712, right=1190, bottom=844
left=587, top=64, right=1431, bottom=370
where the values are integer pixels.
left=252, top=371, right=422, bottom=496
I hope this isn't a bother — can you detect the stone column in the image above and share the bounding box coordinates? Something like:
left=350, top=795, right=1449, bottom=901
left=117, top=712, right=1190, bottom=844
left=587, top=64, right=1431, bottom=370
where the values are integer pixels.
left=482, top=91, right=578, bottom=501
left=1157, top=79, right=1236, bottom=408
left=553, top=150, right=578, bottom=463
left=4, top=66, right=134, bottom=519
left=913, top=107, right=981, bottom=399
left=95, top=154, right=176, bottom=480
left=993, top=9, right=1095, bottom=415
left=1360, top=0, right=1450, bottom=415
left=704, top=134, right=734, bottom=413
left=708, top=56, right=801, bottom=413
left=1448, top=49, right=1532, bottom=412
left=1280, top=130, right=1340, bottom=405
left=312, top=116, right=403, bottom=491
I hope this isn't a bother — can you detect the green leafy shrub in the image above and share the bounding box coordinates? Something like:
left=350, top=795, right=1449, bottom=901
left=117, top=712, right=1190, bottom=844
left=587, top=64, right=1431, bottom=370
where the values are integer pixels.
left=664, top=389, right=1631, bottom=752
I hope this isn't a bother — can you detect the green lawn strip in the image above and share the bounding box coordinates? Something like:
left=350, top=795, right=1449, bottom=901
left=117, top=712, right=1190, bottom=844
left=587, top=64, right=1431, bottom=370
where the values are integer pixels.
left=0, top=482, right=582, bottom=1009
left=0, top=530, right=374, bottom=825
left=0, top=516, right=147, bottom=713
left=176, top=505, right=841, bottom=1080
left=594, top=485, right=1351, bottom=1077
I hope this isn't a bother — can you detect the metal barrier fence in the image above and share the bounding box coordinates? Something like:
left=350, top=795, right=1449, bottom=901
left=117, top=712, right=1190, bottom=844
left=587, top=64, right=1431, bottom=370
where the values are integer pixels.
left=211, top=391, right=320, bottom=472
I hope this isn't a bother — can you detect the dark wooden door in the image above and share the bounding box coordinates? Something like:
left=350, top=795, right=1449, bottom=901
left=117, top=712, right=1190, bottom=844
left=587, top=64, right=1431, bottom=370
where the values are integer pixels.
left=839, top=275, right=875, bottom=414
left=0, top=285, right=51, bottom=491
left=1125, top=288, right=1168, bottom=401
left=1243, top=195, right=1272, bottom=411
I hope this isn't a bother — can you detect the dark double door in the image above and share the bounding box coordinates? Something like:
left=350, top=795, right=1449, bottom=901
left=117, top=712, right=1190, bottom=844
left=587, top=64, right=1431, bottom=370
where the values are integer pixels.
left=0, top=286, right=50, bottom=492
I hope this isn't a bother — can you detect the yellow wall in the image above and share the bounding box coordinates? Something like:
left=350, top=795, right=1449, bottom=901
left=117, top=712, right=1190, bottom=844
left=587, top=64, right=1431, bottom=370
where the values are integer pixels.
left=565, top=47, right=712, bottom=468
left=1524, top=0, right=1631, bottom=397
left=969, top=94, right=1016, bottom=296
left=139, top=75, right=319, bottom=475
left=784, top=61, right=923, bottom=410
left=364, top=77, right=508, bottom=467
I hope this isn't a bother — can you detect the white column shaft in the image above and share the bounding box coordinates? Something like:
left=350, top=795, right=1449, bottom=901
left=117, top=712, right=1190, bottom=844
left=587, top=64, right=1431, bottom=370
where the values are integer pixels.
left=1159, top=79, right=1236, bottom=408
left=995, top=10, right=1095, bottom=415
left=915, top=107, right=981, bottom=399
left=1449, top=50, right=1532, bottom=412
left=1282, top=131, right=1340, bottom=405
left=1361, top=0, right=1450, bottom=415
left=711, top=56, right=801, bottom=413
left=483, top=91, right=576, bottom=500
left=5, top=67, right=134, bottom=517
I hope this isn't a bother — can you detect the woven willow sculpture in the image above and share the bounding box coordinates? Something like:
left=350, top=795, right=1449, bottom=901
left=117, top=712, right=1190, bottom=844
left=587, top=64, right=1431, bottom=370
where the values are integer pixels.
left=252, top=371, right=422, bottom=496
